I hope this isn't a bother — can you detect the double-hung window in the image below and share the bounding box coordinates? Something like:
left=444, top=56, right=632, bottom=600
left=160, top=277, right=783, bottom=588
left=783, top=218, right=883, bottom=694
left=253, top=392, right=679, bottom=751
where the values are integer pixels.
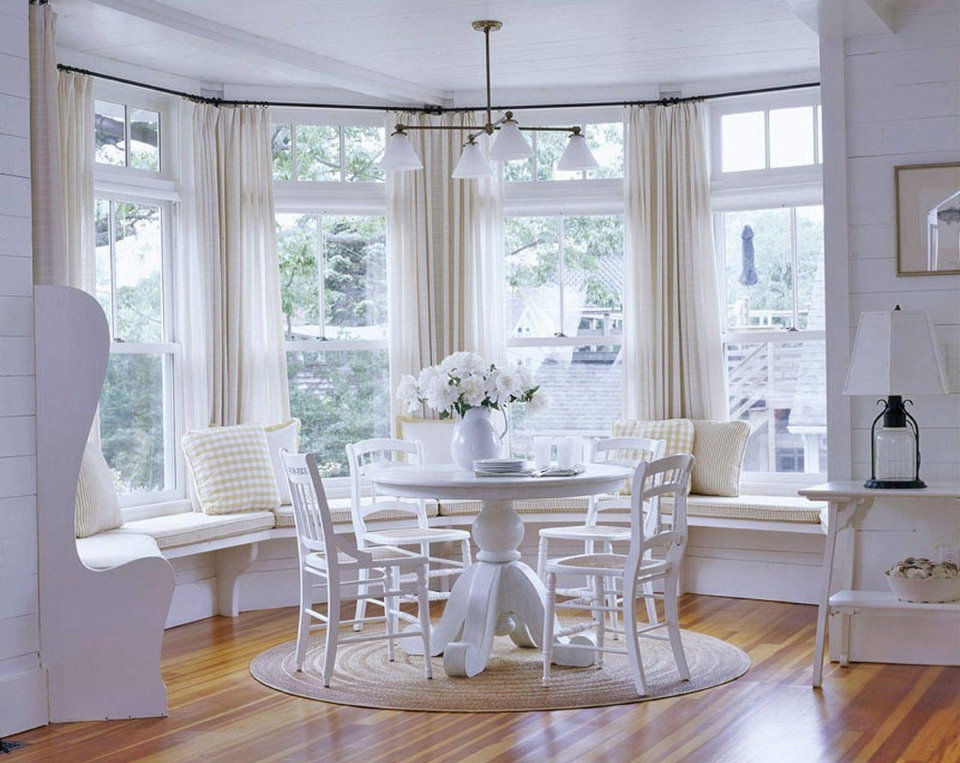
left=272, top=110, right=389, bottom=483
left=502, top=108, right=625, bottom=456
left=710, top=91, right=826, bottom=487
left=93, top=85, right=182, bottom=507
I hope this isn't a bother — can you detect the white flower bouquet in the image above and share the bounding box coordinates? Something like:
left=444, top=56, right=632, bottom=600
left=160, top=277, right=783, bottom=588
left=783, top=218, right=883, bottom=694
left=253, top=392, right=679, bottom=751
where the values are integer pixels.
left=397, top=351, right=545, bottom=419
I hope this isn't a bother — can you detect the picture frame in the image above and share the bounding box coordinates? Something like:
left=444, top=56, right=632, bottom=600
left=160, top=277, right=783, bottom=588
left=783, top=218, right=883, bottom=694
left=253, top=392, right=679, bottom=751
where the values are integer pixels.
left=895, top=162, right=960, bottom=276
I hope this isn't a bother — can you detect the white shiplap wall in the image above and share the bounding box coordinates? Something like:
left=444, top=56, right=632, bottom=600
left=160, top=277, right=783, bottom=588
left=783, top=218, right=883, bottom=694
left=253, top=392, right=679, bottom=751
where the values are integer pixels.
left=842, top=0, right=960, bottom=482
left=0, top=2, right=47, bottom=736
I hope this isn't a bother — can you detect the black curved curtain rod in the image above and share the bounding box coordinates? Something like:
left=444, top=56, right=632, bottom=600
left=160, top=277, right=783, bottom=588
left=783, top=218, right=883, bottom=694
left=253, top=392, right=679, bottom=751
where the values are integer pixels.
left=56, top=64, right=819, bottom=112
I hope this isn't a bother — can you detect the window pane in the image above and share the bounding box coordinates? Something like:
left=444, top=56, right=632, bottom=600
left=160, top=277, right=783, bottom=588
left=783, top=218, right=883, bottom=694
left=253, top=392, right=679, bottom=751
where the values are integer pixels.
left=287, top=349, right=390, bottom=477
left=769, top=107, right=814, bottom=168
left=277, top=213, right=320, bottom=338
left=95, top=100, right=126, bottom=166
left=507, top=348, right=622, bottom=459
left=796, top=206, right=824, bottom=330
left=536, top=130, right=580, bottom=181
left=322, top=215, right=387, bottom=340
left=94, top=198, right=112, bottom=328
left=343, top=126, right=385, bottom=182
left=128, top=107, right=160, bottom=171
left=503, top=143, right=534, bottom=182
left=722, top=208, right=793, bottom=330
left=271, top=124, right=293, bottom=180
left=100, top=353, right=169, bottom=493
left=585, top=123, right=623, bottom=179
left=564, top=215, right=624, bottom=321
left=113, top=202, right=163, bottom=342
left=726, top=341, right=826, bottom=474
left=296, top=125, right=340, bottom=181
left=505, top=216, right=560, bottom=336
left=721, top=111, right=765, bottom=172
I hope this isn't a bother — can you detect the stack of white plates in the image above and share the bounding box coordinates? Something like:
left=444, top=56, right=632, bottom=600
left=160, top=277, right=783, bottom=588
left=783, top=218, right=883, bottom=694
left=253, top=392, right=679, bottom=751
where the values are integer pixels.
left=473, top=457, right=531, bottom=475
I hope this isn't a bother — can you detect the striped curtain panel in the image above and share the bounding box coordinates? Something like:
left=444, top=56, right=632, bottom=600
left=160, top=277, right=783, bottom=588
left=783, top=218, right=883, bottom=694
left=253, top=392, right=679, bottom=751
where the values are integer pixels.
left=622, top=102, right=725, bottom=420
left=385, top=111, right=504, bottom=423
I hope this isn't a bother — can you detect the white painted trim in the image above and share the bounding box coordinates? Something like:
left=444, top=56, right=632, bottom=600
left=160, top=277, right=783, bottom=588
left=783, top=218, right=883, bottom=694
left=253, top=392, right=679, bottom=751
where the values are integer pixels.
left=0, top=668, right=48, bottom=736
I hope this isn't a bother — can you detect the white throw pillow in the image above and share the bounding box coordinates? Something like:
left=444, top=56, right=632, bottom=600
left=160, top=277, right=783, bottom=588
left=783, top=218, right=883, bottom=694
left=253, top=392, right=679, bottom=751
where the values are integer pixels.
left=265, top=419, right=301, bottom=504
left=182, top=424, right=281, bottom=515
left=690, top=419, right=751, bottom=497
left=75, top=440, right=123, bottom=538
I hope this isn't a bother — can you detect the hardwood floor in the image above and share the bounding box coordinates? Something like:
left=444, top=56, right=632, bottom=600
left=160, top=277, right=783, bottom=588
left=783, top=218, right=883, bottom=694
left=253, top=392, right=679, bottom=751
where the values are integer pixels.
left=9, top=596, right=960, bottom=762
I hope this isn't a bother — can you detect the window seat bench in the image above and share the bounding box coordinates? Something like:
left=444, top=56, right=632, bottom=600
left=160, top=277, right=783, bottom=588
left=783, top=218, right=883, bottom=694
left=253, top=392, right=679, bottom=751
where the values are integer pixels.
left=75, top=492, right=826, bottom=628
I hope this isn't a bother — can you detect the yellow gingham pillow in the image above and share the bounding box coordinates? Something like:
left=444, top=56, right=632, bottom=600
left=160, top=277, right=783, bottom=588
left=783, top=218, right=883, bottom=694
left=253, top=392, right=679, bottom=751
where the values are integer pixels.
left=610, top=419, right=695, bottom=494
left=182, top=424, right=281, bottom=515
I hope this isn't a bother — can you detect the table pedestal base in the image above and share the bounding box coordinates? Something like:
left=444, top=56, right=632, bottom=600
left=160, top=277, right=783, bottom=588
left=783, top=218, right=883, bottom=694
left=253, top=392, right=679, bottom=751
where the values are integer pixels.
left=404, top=559, right=596, bottom=677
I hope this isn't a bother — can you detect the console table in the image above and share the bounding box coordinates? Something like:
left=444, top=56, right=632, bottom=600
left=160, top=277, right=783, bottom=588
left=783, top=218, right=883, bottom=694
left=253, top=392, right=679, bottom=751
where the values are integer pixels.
left=799, top=481, right=960, bottom=688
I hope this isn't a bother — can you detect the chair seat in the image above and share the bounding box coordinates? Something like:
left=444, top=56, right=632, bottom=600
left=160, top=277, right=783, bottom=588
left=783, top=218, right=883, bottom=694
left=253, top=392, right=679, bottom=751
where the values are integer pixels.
left=539, top=524, right=631, bottom=542
left=365, top=526, right=470, bottom=545
left=549, top=552, right=671, bottom=577
left=305, top=545, right=426, bottom=572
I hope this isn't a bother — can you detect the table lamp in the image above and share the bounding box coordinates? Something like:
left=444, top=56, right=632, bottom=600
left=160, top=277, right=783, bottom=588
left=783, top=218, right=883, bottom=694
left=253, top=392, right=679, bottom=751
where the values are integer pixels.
left=843, top=306, right=950, bottom=489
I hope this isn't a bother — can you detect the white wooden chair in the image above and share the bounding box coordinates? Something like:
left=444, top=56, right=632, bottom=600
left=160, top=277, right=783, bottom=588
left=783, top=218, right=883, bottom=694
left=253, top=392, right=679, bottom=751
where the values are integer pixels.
left=541, top=454, right=695, bottom=696
left=346, top=437, right=472, bottom=625
left=280, top=450, right=432, bottom=687
left=536, top=436, right=667, bottom=627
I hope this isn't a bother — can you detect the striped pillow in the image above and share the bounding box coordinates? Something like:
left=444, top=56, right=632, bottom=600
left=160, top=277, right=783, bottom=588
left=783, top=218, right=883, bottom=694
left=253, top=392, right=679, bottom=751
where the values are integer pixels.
left=691, top=419, right=751, bottom=497
left=610, top=419, right=695, bottom=494
left=182, top=424, right=281, bottom=515
left=75, top=441, right=123, bottom=538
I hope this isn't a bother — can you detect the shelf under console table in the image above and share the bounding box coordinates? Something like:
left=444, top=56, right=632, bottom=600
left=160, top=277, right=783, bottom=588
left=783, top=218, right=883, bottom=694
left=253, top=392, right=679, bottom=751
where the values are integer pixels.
left=799, top=481, right=960, bottom=688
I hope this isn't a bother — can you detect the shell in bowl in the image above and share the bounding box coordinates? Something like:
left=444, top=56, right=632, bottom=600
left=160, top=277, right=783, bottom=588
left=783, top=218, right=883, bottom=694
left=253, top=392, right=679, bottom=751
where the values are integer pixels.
left=885, top=557, right=960, bottom=603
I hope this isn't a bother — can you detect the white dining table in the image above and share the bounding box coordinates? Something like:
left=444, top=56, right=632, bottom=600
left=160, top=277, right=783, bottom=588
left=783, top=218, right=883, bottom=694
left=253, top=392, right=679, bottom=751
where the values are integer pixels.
left=366, top=462, right=631, bottom=677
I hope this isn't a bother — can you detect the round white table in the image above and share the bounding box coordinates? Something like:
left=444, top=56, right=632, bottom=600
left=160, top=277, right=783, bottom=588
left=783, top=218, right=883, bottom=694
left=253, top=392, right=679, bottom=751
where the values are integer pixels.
left=366, top=462, right=631, bottom=677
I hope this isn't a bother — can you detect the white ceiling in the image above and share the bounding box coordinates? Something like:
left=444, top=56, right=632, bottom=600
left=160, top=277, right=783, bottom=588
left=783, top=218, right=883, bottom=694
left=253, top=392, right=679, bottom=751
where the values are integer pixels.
left=52, top=0, right=822, bottom=106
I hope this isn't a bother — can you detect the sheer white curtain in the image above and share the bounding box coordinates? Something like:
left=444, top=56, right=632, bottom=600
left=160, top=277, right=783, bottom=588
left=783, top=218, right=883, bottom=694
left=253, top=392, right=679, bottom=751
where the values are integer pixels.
left=57, top=71, right=95, bottom=293
left=386, top=111, right=504, bottom=419
left=179, top=102, right=289, bottom=429
left=622, top=102, right=725, bottom=420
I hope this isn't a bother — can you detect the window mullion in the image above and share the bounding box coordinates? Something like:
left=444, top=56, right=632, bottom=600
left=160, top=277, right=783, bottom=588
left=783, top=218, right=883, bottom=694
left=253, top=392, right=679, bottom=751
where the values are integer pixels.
left=557, top=216, right=566, bottom=337
left=790, top=207, right=800, bottom=329
left=291, top=125, right=299, bottom=182
left=339, top=126, right=346, bottom=182
left=317, top=214, right=326, bottom=340
left=108, top=200, right=119, bottom=338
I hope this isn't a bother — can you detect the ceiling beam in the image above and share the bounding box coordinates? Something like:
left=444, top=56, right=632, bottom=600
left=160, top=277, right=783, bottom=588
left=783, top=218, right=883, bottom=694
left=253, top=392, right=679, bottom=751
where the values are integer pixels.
left=783, top=0, right=897, bottom=37
left=84, top=0, right=448, bottom=105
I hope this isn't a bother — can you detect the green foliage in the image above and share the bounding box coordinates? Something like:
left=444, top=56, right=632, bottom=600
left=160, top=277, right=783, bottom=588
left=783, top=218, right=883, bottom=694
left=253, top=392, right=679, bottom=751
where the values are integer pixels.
left=287, top=350, right=390, bottom=477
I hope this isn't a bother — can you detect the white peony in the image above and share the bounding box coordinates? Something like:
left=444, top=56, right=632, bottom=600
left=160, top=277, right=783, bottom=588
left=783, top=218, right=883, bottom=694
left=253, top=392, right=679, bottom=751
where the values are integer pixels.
left=424, top=377, right=458, bottom=412
left=460, top=373, right=487, bottom=407
left=417, top=365, right=440, bottom=391
left=396, top=374, right=419, bottom=403
left=525, top=390, right=548, bottom=414
left=494, top=369, right=521, bottom=402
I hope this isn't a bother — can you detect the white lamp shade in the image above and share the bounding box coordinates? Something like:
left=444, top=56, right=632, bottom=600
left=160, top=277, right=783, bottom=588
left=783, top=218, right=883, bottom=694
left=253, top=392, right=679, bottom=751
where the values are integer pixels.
left=378, top=132, right=423, bottom=171
left=843, top=309, right=950, bottom=395
left=488, top=120, right=533, bottom=161
left=451, top=141, right=493, bottom=178
left=556, top=133, right=600, bottom=171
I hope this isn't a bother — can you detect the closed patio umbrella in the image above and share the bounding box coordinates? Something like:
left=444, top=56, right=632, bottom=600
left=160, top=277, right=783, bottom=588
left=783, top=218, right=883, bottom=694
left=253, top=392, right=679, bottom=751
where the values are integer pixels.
left=739, top=225, right=758, bottom=286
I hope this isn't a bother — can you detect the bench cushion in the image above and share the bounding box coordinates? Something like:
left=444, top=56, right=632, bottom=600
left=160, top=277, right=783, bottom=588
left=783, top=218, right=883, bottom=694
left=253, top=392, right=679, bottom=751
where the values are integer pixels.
left=115, top=511, right=276, bottom=549
left=273, top=498, right=441, bottom=529
left=76, top=532, right=163, bottom=569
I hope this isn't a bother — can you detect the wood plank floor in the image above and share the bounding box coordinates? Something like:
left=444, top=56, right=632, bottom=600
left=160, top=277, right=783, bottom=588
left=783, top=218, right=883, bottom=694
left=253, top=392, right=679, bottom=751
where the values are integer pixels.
left=9, top=595, right=960, bottom=762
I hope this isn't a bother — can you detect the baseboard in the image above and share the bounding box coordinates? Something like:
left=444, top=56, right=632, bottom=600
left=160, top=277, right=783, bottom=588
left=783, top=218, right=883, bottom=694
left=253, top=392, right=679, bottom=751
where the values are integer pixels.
left=0, top=668, right=48, bottom=735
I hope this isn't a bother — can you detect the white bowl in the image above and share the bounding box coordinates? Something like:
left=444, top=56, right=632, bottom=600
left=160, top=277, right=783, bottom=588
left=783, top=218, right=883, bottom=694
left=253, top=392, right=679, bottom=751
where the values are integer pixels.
left=885, top=572, right=960, bottom=603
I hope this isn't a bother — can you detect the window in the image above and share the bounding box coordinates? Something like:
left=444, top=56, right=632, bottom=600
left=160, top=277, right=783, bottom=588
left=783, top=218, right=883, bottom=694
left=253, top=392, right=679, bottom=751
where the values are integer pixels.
left=504, top=213, right=625, bottom=456
left=94, top=197, right=180, bottom=500
left=715, top=205, right=826, bottom=477
left=504, top=122, right=623, bottom=182
left=271, top=122, right=385, bottom=182
left=95, top=99, right=161, bottom=171
left=277, top=212, right=390, bottom=477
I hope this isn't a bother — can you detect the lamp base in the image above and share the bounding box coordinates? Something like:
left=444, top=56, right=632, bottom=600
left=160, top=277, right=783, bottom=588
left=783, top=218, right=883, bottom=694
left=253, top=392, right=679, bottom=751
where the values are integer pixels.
left=863, top=478, right=927, bottom=489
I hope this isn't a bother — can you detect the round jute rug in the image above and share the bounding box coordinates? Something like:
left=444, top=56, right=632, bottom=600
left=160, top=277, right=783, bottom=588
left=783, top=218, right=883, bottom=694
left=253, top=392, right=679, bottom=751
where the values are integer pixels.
left=250, top=626, right=749, bottom=712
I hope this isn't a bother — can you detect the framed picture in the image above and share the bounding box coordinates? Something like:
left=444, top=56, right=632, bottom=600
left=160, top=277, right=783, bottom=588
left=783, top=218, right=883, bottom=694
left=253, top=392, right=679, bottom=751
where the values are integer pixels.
left=895, top=163, right=960, bottom=276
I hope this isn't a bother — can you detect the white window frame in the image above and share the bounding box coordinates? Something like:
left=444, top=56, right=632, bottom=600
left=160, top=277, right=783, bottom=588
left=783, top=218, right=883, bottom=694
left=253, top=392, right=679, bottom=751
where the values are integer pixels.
left=709, top=89, right=822, bottom=196
left=93, top=83, right=185, bottom=515
left=710, top=90, right=826, bottom=491
left=271, top=107, right=386, bottom=189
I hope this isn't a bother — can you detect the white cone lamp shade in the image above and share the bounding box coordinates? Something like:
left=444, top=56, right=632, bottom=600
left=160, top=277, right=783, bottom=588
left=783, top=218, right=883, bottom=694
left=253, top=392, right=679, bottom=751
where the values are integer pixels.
left=843, top=309, right=949, bottom=396
left=378, top=131, right=423, bottom=171
left=451, top=140, right=493, bottom=178
left=488, top=119, right=534, bottom=161
left=556, top=133, right=600, bottom=171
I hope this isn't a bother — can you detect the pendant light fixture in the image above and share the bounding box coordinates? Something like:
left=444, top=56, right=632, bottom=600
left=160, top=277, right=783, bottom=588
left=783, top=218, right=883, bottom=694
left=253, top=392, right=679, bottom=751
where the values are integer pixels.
left=378, top=20, right=600, bottom=178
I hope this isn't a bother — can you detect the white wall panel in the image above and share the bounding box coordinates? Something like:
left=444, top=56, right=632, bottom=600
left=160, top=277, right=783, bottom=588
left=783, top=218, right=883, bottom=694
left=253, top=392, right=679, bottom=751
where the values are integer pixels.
left=0, top=94, right=29, bottom=138
left=0, top=213, right=30, bottom=256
